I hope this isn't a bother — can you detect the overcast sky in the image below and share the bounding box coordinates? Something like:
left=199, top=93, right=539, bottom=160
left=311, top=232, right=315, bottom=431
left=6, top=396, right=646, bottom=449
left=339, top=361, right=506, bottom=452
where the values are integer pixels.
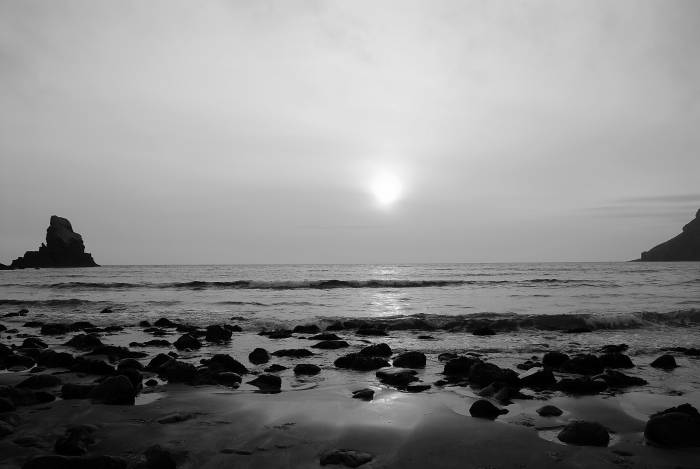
left=1, top=0, right=699, bottom=264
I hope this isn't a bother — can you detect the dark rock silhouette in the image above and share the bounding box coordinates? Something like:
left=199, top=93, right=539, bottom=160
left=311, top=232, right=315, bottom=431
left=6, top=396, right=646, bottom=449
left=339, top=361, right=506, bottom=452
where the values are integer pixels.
left=10, top=216, right=98, bottom=268
left=640, top=208, right=700, bottom=261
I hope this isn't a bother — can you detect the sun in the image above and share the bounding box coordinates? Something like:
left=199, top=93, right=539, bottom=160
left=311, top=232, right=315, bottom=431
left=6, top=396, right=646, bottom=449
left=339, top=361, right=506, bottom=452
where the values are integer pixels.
left=371, top=172, right=402, bottom=206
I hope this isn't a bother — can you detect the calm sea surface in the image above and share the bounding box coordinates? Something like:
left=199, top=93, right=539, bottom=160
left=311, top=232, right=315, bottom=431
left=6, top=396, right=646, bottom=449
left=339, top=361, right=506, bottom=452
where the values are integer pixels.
left=1, top=263, right=699, bottom=330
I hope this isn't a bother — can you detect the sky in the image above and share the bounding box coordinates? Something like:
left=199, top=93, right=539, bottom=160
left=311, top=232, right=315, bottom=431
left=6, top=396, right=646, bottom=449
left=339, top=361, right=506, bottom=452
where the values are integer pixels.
left=1, top=0, right=699, bottom=264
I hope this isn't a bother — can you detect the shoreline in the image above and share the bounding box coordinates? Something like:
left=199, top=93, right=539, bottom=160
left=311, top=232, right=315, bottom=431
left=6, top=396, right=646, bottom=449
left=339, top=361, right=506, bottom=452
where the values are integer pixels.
left=1, top=310, right=700, bottom=468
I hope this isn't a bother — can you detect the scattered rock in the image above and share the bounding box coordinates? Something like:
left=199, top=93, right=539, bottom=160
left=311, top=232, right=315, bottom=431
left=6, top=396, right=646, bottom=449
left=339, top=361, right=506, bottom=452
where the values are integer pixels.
left=294, top=364, right=321, bottom=376
left=205, top=325, right=232, bottom=342
left=376, top=368, right=418, bottom=387
left=542, top=351, right=569, bottom=369
left=248, top=348, right=270, bottom=364
left=334, top=353, right=390, bottom=371
left=70, top=358, right=115, bottom=375
left=519, top=369, right=556, bottom=389
left=90, top=375, right=136, bottom=405
left=644, top=403, right=700, bottom=447
left=62, top=384, right=96, bottom=399
left=650, top=354, right=678, bottom=370
left=309, top=333, right=342, bottom=341
left=443, top=356, right=480, bottom=376
left=203, top=354, right=248, bottom=374
left=352, top=389, right=374, bottom=401
left=144, top=444, right=184, bottom=469
left=312, top=340, right=349, bottom=349
left=147, top=354, right=172, bottom=371
left=248, top=374, right=281, bottom=392
left=173, top=334, right=201, bottom=350
left=596, top=369, right=647, bottom=388
left=0, top=397, right=16, bottom=412
left=40, top=323, right=71, bottom=335
left=158, top=360, right=196, bottom=383
left=559, top=354, right=603, bottom=375
left=293, top=324, right=320, bottom=334
left=16, top=374, right=62, bottom=389
left=157, top=412, right=195, bottom=424
left=319, top=449, right=373, bottom=468
left=36, top=350, right=74, bottom=368
left=154, top=318, right=178, bottom=328
left=472, top=327, right=496, bottom=336
left=271, top=349, right=313, bottom=358
left=557, top=421, right=610, bottom=446
left=0, top=420, right=13, bottom=437
left=54, top=425, right=96, bottom=455
left=599, top=352, right=634, bottom=369
left=469, top=399, right=507, bottom=419
left=359, top=343, right=392, bottom=357
left=469, top=362, right=519, bottom=386
left=20, top=338, right=48, bottom=349
left=537, top=405, right=563, bottom=417
left=558, top=377, right=608, bottom=395
left=355, top=326, right=387, bottom=337
left=392, top=351, right=426, bottom=369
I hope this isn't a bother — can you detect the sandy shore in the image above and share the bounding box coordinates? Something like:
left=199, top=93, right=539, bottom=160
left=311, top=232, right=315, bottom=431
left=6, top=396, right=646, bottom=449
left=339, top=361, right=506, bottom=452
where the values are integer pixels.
left=1, top=315, right=700, bottom=468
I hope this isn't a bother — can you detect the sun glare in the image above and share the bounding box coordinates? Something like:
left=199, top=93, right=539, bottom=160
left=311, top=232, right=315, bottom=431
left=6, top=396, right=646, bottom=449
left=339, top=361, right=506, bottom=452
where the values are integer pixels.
left=371, top=172, right=402, bottom=206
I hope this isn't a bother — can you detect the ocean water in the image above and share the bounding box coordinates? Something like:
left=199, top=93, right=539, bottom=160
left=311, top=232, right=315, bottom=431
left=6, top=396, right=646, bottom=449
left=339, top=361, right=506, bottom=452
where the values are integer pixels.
left=1, top=262, right=699, bottom=334
left=2, top=262, right=700, bottom=394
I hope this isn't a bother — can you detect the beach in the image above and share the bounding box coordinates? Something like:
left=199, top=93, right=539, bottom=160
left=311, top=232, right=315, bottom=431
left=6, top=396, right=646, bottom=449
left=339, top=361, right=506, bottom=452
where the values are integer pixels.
left=1, top=263, right=700, bottom=468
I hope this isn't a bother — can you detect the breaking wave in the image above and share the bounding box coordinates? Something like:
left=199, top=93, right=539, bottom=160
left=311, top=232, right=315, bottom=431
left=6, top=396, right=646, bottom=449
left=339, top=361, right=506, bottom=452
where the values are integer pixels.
left=14, top=278, right=619, bottom=291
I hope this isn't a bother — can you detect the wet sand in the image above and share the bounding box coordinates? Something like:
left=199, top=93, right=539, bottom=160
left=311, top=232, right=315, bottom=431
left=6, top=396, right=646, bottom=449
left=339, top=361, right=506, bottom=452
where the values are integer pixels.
left=1, top=316, right=700, bottom=468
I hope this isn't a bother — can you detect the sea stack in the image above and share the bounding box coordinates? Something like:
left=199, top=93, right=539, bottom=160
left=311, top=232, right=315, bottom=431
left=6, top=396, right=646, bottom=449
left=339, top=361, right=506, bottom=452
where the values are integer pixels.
left=640, top=208, right=700, bottom=261
left=9, top=216, right=99, bottom=268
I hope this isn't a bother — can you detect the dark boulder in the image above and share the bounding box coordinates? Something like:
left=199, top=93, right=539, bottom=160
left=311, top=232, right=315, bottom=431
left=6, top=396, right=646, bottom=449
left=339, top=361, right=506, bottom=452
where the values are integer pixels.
left=143, top=444, right=183, bottom=469
left=309, top=333, right=342, bottom=341
left=356, top=326, right=387, bottom=336
left=158, top=360, right=197, bottom=383
left=40, top=323, right=71, bottom=335
left=87, top=345, right=147, bottom=360
left=36, top=350, right=74, bottom=368
left=559, top=354, right=603, bottom=375
left=90, top=375, right=136, bottom=405
left=62, top=383, right=96, bottom=399
left=248, top=374, right=281, bottom=392
left=20, top=338, right=47, bottom=349
left=557, top=421, right=610, bottom=446
left=16, top=374, right=62, bottom=389
left=469, top=399, right=507, bottom=419
left=117, top=358, right=144, bottom=371
left=294, top=364, right=321, bottom=376
left=596, top=369, right=647, bottom=388
left=334, top=353, right=390, bottom=371
left=319, top=449, right=373, bottom=468
left=599, top=352, right=634, bottom=369
left=173, top=334, right=201, bottom=350
left=65, top=334, right=103, bottom=350
left=203, top=354, right=247, bottom=374
left=558, top=377, right=608, bottom=395
left=469, top=362, right=519, bottom=387
left=359, top=343, right=392, bottom=357
left=54, top=425, right=96, bottom=456
left=0, top=397, right=16, bottom=412
left=312, top=340, right=349, bottom=349
left=519, top=369, right=556, bottom=389
left=248, top=348, right=270, bottom=364
left=650, top=354, right=678, bottom=370
left=10, top=216, right=98, bottom=269
left=70, top=358, right=115, bottom=375
left=537, top=405, right=563, bottom=417
left=392, top=351, right=426, bottom=369
left=443, top=356, right=480, bottom=376
left=293, top=324, right=320, bottom=334
left=352, top=389, right=374, bottom=401
left=542, top=351, right=569, bottom=369
left=146, top=354, right=172, bottom=371
left=205, top=325, right=232, bottom=342
left=154, top=318, right=178, bottom=328
left=644, top=404, right=700, bottom=447
left=376, top=368, right=419, bottom=387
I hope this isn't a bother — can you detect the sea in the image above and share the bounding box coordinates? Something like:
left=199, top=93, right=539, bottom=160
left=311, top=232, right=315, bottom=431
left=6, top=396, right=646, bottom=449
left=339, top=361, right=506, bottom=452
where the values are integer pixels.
left=1, top=262, right=700, bottom=353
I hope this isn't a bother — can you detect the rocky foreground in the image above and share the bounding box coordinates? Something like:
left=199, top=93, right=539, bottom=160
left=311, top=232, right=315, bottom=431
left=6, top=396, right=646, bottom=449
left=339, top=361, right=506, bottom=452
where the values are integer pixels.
left=1, top=310, right=699, bottom=468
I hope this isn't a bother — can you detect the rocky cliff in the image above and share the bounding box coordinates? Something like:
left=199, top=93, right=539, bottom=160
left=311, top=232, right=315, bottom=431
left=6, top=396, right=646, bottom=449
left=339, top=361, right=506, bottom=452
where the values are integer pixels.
left=640, top=208, right=700, bottom=261
left=9, top=216, right=99, bottom=268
